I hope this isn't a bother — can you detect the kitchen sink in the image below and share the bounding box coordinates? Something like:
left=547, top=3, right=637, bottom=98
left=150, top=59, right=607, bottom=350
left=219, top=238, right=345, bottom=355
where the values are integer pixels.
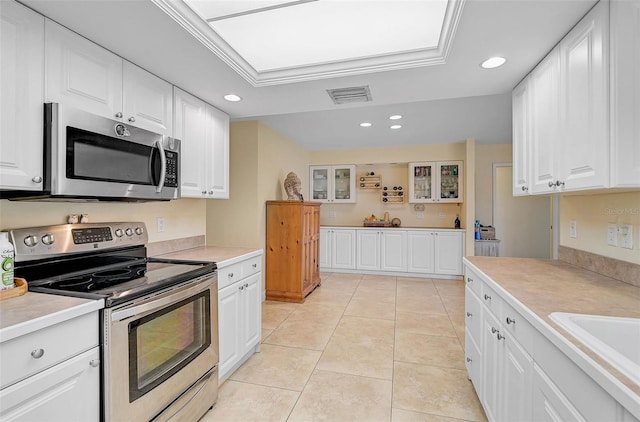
left=549, top=312, right=640, bottom=386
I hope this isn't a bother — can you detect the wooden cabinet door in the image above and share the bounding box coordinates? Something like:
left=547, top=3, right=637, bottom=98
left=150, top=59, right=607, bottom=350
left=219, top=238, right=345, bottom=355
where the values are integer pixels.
left=0, top=1, right=44, bottom=191
left=407, top=231, right=435, bottom=273
left=0, top=348, right=100, bottom=421
left=45, top=19, right=122, bottom=119
left=380, top=230, right=407, bottom=272
left=559, top=0, right=609, bottom=191
left=610, top=0, right=640, bottom=188
left=356, top=230, right=380, bottom=271
left=205, top=105, right=230, bottom=198
left=530, top=47, right=561, bottom=194
left=122, top=61, right=173, bottom=135
left=174, top=88, right=207, bottom=198
left=512, top=79, right=531, bottom=195
left=218, top=282, right=242, bottom=380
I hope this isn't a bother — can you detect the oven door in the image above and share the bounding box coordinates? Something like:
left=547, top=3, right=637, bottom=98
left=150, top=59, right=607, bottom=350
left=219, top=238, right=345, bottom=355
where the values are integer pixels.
left=104, top=274, right=218, bottom=422
left=47, top=102, right=180, bottom=200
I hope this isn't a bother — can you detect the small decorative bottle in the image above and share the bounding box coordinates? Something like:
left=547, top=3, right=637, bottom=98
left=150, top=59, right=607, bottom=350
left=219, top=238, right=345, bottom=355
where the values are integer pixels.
left=454, top=215, right=461, bottom=229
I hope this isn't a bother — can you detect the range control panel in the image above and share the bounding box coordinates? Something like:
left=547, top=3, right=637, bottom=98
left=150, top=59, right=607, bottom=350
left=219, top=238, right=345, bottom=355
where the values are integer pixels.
left=9, top=222, right=148, bottom=262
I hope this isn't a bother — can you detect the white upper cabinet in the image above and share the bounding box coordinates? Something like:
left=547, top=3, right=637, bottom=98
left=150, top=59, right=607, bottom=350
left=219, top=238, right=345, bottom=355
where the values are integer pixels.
left=174, top=88, right=230, bottom=199
left=512, top=79, right=531, bottom=196
left=310, top=165, right=357, bottom=203
left=530, top=47, right=561, bottom=194
left=45, top=20, right=173, bottom=136
left=122, top=61, right=173, bottom=135
left=174, top=88, right=207, bottom=198
left=559, top=0, right=609, bottom=191
left=408, top=161, right=464, bottom=203
left=514, top=0, right=639, bottom=194
left=610, top=0, right=640, bottom=187
left=0, top=1, right=44, bottom=191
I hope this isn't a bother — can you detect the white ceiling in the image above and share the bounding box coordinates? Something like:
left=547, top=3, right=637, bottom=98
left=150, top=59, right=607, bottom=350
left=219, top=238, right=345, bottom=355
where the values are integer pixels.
left=20, top=0, right=598, bottom=151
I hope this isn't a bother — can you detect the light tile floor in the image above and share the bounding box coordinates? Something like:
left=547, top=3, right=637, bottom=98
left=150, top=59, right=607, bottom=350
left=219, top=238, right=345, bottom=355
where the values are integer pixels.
left=201, top=273, right=487, bottom=422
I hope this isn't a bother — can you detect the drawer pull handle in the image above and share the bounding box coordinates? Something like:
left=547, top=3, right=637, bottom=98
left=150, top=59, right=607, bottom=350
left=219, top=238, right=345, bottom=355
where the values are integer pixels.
left=89, top=359, right=100, bottom=368
left=31, top=349, right=45, bottom=359
left=484, top=294, right=492, bottom=301
left=229, top=272, right=234, bottom=278
left=252, top=263, right=257, bottom=268
left=491, top=327, right=498, bottom=334
left=466, top=312, right=472, bottom=317
left=466, top=357, right=472, bottom=363
left=506, top=317, right=516, bottom=325
left=497, top=333, right=506, bottom=341
left=467, top=277, right=473, bottom=284
left=239, top=285, right=244, bottom=291
left=244, top=283, right=249, bottom=288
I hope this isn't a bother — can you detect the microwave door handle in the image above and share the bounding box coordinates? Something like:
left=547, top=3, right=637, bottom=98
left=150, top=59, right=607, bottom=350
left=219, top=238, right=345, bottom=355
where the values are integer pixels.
left=155, top=140, right=166, bottom=193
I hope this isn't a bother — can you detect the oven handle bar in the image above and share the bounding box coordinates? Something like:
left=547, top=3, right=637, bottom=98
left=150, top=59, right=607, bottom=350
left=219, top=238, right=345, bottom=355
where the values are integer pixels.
left=110, top=275, right=215, bottom=322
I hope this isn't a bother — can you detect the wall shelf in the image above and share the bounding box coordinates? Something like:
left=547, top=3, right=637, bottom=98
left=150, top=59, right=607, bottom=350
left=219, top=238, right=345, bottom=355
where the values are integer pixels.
left=382, top=186, right=404, bottom=203
left=359, top=174, right=381, bottom=189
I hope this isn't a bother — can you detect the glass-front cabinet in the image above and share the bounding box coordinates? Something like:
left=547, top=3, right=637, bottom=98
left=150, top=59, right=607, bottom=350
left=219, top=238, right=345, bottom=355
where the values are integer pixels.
left=408, top=161, right=463, bottom=203
left=310, top=165, right=356, bottom=203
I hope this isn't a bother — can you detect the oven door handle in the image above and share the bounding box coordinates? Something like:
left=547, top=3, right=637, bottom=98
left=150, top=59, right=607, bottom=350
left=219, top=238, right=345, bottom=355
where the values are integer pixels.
left=155, top=139, right=167, bottom=193
left=111, top=276, right=214, bottom=322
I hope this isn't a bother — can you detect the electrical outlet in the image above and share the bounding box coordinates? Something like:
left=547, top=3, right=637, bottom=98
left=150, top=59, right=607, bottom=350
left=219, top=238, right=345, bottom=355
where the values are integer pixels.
left=416, top=212, right=425, bottom=219
left=569, top=220, right=577, bottom=238
left=607, top=224, right=618, bottom=246
left=620, top=224, right=634, bottom=249
left=157, top=217, right=165, bottom=233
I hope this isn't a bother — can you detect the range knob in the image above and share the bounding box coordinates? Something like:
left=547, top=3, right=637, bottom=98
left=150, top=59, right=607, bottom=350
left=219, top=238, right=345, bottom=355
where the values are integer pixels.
left=125, top=228, right=133, bottom=237
left=41, top=234, right=55, bottom=245
left=114, top=228, right=124, bottom=237
left=135, top=227, right=144, bottom=236
left=24, top=235, right=38, bottom=248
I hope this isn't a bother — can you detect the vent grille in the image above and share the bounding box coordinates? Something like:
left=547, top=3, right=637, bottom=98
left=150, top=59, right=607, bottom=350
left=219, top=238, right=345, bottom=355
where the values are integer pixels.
left=326, top=86, right=372, bottom=105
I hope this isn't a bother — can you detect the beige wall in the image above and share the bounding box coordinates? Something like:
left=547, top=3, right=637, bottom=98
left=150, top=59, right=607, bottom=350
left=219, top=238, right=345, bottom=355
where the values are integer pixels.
left=206, top=121, right=310, bottom=249
left=475, top=144, right=513, bottom=225
left=0, top=198, right=206, bottom=242
left=560, top=192, right=640, bottom=265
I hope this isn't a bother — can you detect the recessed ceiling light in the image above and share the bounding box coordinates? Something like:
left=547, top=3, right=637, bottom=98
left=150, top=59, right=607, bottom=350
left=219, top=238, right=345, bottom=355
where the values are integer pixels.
left=389, top=115, right=403, bottom=120
left=480, top=57, right=506, bottom=69
left=360, top=122, right=372, bottom=127
left=224, top=94, right=242, bottom=102
left=390, top=125, right=402, bottom=130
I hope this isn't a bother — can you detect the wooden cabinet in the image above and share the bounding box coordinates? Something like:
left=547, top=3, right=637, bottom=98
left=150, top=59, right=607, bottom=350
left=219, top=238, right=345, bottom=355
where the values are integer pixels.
left=174, top=88, right=230, bottom=199
left=610, top=0, right=640, bottom=187
left=0, top=1, right=45, bottom=191
left=45, top=20, right=173, bottom=135
left=266, top=201, right=321, bottom=302
left=310, top=165, right=357, bottom=203
left=408, top=161, right=463, bottom=203
left=218, top=254, right=261, bottom=381
left=319, top=228, right=356, bottom=270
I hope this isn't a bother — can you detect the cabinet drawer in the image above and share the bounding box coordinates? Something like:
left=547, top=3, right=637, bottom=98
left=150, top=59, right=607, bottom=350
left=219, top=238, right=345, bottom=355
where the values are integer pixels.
left=465, top=285, right=483, bottom=347
left=481, top=282, right=502, bottom=317
left=241, top=256, right=262, bottom=278
left=464, top=267, right=482, bottom=297
left=218, top=262, right=243, bottom=290
left=0, top=311, right=98, bottom=389
left=501, top=300, right=534, bottom=352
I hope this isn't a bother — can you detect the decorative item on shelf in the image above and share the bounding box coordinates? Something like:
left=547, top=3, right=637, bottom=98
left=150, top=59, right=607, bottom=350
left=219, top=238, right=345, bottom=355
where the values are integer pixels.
left=454, top=214, right=461, bottom=229
left=391, top=218, right=401, bottom=227
left=382, top=185, right=404, bottom=203
left=284, top=172, right=303, bottom=200
left=359, top=172, right=382, bottom=189
left=363, top=214, right=392, bottom=227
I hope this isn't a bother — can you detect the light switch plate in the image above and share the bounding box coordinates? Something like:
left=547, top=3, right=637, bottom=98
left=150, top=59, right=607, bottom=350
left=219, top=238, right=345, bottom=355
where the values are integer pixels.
left=569, top=220, right=577, bottom=238
left=416, top=212, right=425, bottom=219
left=607, top=224, right=618, bottom=246
left=620, top=224, right=634, bottom=249
left=157, top=217, right=165, bottom=233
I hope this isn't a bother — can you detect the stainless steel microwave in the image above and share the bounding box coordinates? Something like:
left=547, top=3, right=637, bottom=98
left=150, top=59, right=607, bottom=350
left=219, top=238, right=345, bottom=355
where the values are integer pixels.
left=2, top=103, right=180, bottom=201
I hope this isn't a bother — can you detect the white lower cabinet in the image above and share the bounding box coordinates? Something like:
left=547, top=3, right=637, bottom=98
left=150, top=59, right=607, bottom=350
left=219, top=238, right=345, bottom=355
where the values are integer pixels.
left=356, top=230, right=407, bottom=272
left=319, top=228, right=356, bottom=270
left=217, top=254, right=262, bottom=382
left=434, top=231, right=463, bottom=275
left=532, top=364, right=585, bottom=422
left=407, top=231, right=435, bottom=273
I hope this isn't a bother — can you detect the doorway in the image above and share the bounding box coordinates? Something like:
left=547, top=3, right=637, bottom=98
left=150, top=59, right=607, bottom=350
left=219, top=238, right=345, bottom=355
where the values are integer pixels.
left=493, top=165, right=551, bottom=258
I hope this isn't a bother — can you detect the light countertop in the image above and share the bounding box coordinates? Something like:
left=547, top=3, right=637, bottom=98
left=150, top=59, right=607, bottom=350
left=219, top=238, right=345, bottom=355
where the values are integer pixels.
left=0, top=293, right=103, bottom=343
left=464, top=256, right=640, bottom=413
left=321, top=225, right=465, bottom=231
left=157, top=246, right=263, bottom=268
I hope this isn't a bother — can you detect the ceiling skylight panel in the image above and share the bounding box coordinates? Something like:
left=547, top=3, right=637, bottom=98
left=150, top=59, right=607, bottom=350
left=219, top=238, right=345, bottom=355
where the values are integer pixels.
left=184, top=1, right=306, bottom=21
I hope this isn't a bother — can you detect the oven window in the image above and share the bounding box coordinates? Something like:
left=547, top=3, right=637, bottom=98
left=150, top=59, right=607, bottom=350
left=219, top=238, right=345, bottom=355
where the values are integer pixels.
left=128, top=291, right=211, bottom=402
left=67, top=126, right=154, bottom=185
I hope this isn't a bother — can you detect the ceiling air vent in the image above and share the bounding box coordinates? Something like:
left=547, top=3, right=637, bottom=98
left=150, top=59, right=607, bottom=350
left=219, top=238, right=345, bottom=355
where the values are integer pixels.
left=326, top=86, right=372, bottom=105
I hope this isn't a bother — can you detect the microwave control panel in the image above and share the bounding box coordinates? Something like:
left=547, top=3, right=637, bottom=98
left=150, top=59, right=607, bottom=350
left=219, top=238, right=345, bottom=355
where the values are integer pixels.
left=164, top=151, right=178, bottom=187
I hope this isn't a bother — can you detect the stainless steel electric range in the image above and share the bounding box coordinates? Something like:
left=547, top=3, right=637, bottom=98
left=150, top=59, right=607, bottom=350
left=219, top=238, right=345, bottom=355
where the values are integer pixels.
left=10, top=222, right=218, bottom=422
